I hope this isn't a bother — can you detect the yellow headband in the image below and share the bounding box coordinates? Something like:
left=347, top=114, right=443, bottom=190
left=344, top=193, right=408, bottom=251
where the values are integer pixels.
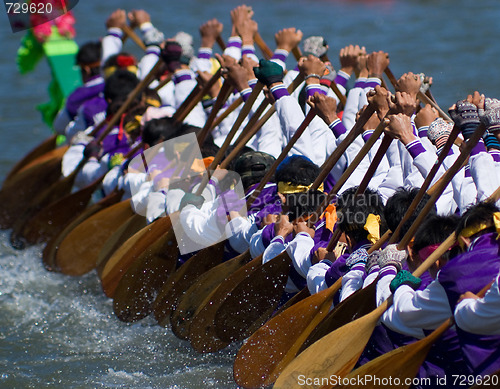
left=103, top=65, right=138, bottom=79
left=277, top=181, right=324, bottom=194
left=458, top=212, right=500, bottom=249
left=364, top=214, right=381, bottom=244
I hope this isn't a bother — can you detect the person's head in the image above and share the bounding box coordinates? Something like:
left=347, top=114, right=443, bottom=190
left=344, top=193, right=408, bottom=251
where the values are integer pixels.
left=410, top=214, right=461, bottom=278
left=104, top=69, right=140, bottom=104
left=234, top=151, right=276, bottom=191
left=103, top=53, right=138, bottom=79
left=337, top=186, right=386, bottom=249
left=384, top=187, right=437, bottom=241
left=455, top=201, right=500, bottom=251
left=275, top=155, right=322, bottom=220
left=76, top=41, right=102, bottom=80
left=173, top=31, right=194, bottom=65
left=141, top=117, right=180, bottom=147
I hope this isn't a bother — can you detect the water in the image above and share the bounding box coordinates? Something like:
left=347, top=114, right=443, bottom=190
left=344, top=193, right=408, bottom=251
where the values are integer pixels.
left=1, top=0, right=500, bottom=387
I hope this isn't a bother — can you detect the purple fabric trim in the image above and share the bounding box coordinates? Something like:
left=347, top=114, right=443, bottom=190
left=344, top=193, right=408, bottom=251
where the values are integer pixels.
left=270, top=85, right=289, bottom=101
left=305, top=84, right=325, bottom=98
left=367, top=265, right=380, bottom=277
left=240, top=88, right=252, bottom=102
left=325, top=239, right=371, bottom=288
left=145, top=49, right=160, bottom=56
left=65, top=76, right=105, bottom=118
left=470, top=139, right=486, bottom=156
left=365, top=79, right=381, bottom=89
left=227, top=37, right=242, bottom=48
left=351, top=262, right=367, bottom=273
left=173, top=73, right=193, bottom=84
left=379, top=265, right=398, bottom=279
left=329, top=119, right=347, bottom=138
left=418, top=126, right=429, bottom=138
left=362, top=130, right=374, bottom=143
left=198, top=48, right=212, bottom=59
left=81, top=96, right=107, bottom=127
left=101, top=128, right=131, bottom=158
left=464, top=165, right=471, bottom=178
left=334, top=72, right=349, bottom=89
left=107, top=32, right=122, bottom=39
left=271, top=51, right=288, bottom=63
left=242, top=45, right=256, bottom=56
left=406, top=139, right=426, bottom=159
left=490, top=150, right=500, bottom=162
left=354, top=79, right=366, bottom=89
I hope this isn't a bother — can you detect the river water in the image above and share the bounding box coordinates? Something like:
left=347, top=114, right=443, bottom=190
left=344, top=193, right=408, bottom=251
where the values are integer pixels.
left=0, top=0, right=499, bottom=388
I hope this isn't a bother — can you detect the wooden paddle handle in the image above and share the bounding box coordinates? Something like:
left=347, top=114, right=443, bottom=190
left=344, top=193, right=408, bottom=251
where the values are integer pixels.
left=121, top=25, right=147, bottom=51
left=246, top=109, right=316, bottom=208
left=356, top=135, right=393, bottom=195
left=254, top=32, right=274, bottom=60
left=311, top=104, right=376, bottom=190
left=398, top=122, right=486, bottom=249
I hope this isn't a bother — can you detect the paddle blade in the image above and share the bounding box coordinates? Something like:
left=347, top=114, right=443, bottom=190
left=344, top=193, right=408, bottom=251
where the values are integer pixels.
left=170, top=250, right=251, bottom=341
left=152, top=241, right=225, bottom=327
left=332, top=319, right=453, bottom=389
left=233, top=279, right=342, bottom=389
left=215, top=251, right=292, bottom=343
left=273, top=301, right=390, bottom=389
left=100, top=215, right=172, bottom=298
left=19, top=177, right=102, bottom=245
left=0, top=156, right=62, bottom=229
left=55, top=199, right=134, bottom=276
left=112, top=228, right=178, bottom=322
left=3, top=134, right=58, bottom=183
left=301, top=279, right=378, bottom=352
left=42, top=189, right=124, bottom=272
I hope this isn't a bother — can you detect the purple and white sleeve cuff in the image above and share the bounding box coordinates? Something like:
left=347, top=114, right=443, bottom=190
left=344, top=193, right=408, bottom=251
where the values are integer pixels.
left=271, top=49, right=289, bottom=63
left=329, top=119, right=347, bottom=138
left=242, top=44, right=256, bottom=57
left=145, top=46, right=160, bottom=57
left=270, top=84, right=289, bottom=101
left=270, top=235, right=286, bottom=245
left=227, top=36, right=242, bottom=49
left=380, top=265, right=398, bottom=278
left=198, top=47, right=213, bottom=60
left=490, top=150, right=500, bottom=162
left=305, top=84, right=326, bottom=98
left=335, top=71, right=350, bottom=89
left=106, top=27, right=123, bottom=39
left=362, top=129, right=375, bottom=143
left=470, top=139, right=486, bottom=156
left=354, top=77, right=367, bottom=89
left=240, top=88, right=252, bottom=102
left=248, top=79, right=258, bottom=88
left=406, top=138, right=426, bottom=159
left=418, top=126, right=429, bottom=138
left=365, top=77, right=382, bottom=89
left=173, top=69, right=194, bottom=84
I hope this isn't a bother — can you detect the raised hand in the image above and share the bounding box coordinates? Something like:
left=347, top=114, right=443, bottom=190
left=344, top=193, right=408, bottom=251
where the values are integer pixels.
left=383, top=112, right=416, bottom=145
left=367, top=85, right=391, bottom=120
left=275, top=214, right=294, bottom=238
left=106, top=9, right=126, bottom=29
left=275, top=27, right=303, bottom=53
left=367, top=50, right=389, bottom=79
left=199, top=18, right=224, bottom=48
left=307, top=92, right=338, bottom=125
left=339, top=44, right=365, bottom=76
left=127, top=9, right=150, bottom=29
left=298, top=55, right=326, bottom=79
left=223, top=62, right=251, bottom=92
left=415, top=104, right=439, bottom=129
left=395, top=72, right=422, bottom=100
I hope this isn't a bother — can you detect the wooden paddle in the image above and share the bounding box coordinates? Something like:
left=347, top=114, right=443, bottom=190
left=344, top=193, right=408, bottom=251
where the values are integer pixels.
left=41, top=189, right=125, bottom=272
left=0, top=155, right=64, bottom=229
left=254, top=32, right=273, bottom=60
left=9, top=144, right=68, bottom=179
left=273, top=125, right=490, bottom=389
left=214, top=110, right=385, bottom=348
left=100, top=215, right=172, bottom=298
left=330, top=279, right=497, bottom=389
left=110, top=80, right=265, bottom=323
left=170, top=249, right=251, bottom=340
left=233, top=278, right=343, bottom=388
left=54, top=198, right=136, bottom=275
left=2, top=134, right=58, bottom=184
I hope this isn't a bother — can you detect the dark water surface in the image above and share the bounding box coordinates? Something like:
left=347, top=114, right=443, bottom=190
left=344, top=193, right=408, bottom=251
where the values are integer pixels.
left=0, top=0, right=499, bottom=387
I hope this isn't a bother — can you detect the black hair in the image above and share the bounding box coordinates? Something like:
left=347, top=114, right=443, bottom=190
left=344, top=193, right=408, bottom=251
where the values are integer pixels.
left=144, top=88, right=162, bottom=108
left=76, top=41, right=101, bottom=76
left=285, top=190, right=327, bottom=221
left=200, top=135, right=220, bottom=160
left=456, top=201, right=500, bottom=238
left=412, top=214, right=461, bottom=262
left=141, top=117, right=180, bottom=147
left=337, top=186, right=387, bottom=244
left=384, top=187, right=436, bottom=240
left=275, top=155, right=320, bottom=186
left=104, top=69, right=140, bottom=103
